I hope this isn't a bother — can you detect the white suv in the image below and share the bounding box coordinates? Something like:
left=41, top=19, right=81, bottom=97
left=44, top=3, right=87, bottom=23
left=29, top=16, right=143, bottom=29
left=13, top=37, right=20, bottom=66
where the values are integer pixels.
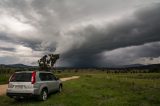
left=6, top=71, right=62, bottom=101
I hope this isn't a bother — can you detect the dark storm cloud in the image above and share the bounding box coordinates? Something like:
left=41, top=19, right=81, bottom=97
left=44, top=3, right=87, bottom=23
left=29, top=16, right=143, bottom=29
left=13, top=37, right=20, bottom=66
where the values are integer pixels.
left=0, top=32, right=17, bottom=42
left=99, top=41, right=160, bottom=66
left=19, top=39, right=42, bottom=51
left=61, top=4, right=160, bottom=67
left=0, top=0, right=160, bottom=66
left=0, top=47, right=15, bottom=52
left=0, top=31, right=42, bottom=51
left=135, top=42, right=160, bottom=58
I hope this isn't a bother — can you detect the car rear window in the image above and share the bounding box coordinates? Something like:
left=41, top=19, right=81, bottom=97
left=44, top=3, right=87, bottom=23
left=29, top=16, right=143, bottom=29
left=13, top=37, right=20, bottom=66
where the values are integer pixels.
left=10, top=73, right=32, bottom=82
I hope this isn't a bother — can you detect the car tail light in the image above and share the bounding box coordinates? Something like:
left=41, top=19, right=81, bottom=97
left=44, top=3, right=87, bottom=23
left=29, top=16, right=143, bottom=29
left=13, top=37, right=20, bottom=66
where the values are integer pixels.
left=31, top=71, right=36, bottom=84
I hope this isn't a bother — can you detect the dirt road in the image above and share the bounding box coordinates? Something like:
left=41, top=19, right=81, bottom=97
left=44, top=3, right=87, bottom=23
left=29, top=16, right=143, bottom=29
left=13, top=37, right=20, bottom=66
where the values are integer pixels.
left=0, top=76, right=80, bottom=96
left=60, top=76, right=80, bottom=81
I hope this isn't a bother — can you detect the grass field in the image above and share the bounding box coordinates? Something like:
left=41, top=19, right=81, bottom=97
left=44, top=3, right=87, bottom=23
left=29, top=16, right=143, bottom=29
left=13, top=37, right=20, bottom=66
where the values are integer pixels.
left=0, top=72, right=160, bottom=106
left=0, top=74, right=10, bottom=84
left=0, top=72, right=75, bottom=84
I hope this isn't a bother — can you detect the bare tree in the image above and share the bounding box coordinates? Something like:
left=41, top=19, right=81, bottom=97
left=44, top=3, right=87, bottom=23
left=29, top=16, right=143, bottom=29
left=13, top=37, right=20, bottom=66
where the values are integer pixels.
left=38, top=54, right=60, bottom=71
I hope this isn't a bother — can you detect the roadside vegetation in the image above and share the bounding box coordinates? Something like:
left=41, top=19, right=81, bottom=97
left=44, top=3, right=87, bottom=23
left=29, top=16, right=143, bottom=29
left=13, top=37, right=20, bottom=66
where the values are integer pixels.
left=0, top=71, right=160, bottom=106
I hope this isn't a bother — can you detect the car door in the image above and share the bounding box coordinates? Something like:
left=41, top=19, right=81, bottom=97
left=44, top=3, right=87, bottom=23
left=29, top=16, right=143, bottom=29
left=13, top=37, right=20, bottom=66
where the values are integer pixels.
left=39, top=73, right=50, bottom=92
left=48, top=73, right=59, bottom=92
left=39, top=73, right=54, bottom=93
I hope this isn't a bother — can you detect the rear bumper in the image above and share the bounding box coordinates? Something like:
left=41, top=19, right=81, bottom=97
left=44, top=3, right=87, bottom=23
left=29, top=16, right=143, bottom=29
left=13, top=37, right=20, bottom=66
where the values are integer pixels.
left=6, top=88, right=39, bottom=98
left=6, top=92, right=37, bottom=98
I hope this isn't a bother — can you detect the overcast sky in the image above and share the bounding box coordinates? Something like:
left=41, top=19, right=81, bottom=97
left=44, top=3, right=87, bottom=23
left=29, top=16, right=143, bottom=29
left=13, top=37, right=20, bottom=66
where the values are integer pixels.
left=0, top=0, right=160, bottom=67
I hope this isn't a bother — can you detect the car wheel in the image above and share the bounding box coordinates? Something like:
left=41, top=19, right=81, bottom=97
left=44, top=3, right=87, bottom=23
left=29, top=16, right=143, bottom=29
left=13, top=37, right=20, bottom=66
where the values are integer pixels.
left=39, top=89, right=48, bottom=101
left=58, top=85, right=62, bottom=93
left=14, top=97, right=23, bottom=101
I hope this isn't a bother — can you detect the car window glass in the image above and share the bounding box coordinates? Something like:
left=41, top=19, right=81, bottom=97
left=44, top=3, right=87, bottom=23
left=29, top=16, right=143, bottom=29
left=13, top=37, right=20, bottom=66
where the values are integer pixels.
left=47, top=73, right=54, bottom=80
left=49, top=74, right=56, bottom=80
left=39, top=73, right=48, bottom=81
left=39, top=73, right=56, bottom=81
left=10, top=73, right=32, bottom=82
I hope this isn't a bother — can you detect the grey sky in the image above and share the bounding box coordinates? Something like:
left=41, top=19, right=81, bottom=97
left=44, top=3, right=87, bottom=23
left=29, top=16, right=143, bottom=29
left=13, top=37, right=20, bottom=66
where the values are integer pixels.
left=0, top=0, right=160, bottom=67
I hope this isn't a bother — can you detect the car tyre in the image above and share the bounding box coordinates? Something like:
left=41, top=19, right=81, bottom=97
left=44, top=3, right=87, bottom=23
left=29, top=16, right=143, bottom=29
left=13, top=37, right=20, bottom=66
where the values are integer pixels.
left=39, top=89, right=48, bottom=101
left=14, top=97, right=23, bottom=101
left=58, top=84, right=62, bottom=93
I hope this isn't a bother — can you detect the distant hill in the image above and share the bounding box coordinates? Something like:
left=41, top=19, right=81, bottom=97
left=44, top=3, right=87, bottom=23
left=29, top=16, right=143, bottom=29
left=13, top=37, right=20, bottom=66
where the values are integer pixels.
left=8, top=64, right=29, bottom=67
left=0, top=64, right=37, bottom=68
left=0, top=63, right=160, bottom=70
left=54, top=63, right=159, bottom=70
left=120, top=64, right=145, bottom=68
left=120, top=64, right=160, bottom=69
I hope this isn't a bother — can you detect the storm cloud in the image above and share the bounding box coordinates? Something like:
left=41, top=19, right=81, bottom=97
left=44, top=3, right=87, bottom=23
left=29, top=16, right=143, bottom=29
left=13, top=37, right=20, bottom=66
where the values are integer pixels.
left=59, top=4, right=160, bottom=67
left=0, top=0, right=160, bottom=66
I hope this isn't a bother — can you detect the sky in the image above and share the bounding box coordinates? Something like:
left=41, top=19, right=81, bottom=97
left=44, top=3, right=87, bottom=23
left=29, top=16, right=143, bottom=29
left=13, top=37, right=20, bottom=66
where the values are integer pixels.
left=0, top=0, right=160, bottom=67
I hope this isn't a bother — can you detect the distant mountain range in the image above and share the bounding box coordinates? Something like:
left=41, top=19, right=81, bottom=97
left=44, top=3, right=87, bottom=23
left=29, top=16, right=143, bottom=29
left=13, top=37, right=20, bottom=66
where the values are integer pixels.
left=104, top=64, right=160, bottom=70
left=117, top=64, right=144, bottom=68
left=0, top=64, right=36, bottom=68
left=0, top=63, right=160, bottom=70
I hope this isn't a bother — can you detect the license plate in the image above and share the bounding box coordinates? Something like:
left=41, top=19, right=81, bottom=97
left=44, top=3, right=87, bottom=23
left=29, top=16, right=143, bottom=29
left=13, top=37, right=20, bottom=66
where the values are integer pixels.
left=15, top=85, right=23, bottom=89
